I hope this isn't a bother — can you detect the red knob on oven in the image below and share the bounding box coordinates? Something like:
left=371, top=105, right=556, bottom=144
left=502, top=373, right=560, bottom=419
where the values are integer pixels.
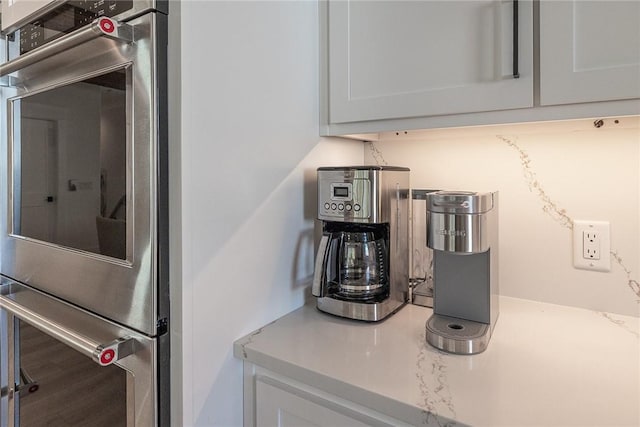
left=99, top=348, right=116, bottom=365
left=99, top=18, right=116, bottom=34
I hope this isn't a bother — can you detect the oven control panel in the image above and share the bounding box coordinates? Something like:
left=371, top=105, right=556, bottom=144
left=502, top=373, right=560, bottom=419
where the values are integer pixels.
left=18, top=0, right=134, bottom=54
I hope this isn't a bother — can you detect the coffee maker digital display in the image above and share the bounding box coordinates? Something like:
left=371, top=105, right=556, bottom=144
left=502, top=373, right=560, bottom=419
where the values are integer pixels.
left=332, top=186, right=350, bottom=198
left=312, top=166, right=410, bottom=322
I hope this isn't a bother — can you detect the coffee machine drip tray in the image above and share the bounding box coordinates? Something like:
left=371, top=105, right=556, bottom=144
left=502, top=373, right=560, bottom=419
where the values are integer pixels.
left=425, top=314, right=491, bottom=355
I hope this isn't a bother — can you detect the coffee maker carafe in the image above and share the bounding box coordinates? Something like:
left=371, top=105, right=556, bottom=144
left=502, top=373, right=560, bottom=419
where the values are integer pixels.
left=312, top=166, right=410, bottom=321
left=323, top=224, right=389, bottom=301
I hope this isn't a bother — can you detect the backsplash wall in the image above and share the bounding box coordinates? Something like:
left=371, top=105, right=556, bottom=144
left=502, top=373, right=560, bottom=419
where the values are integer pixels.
left=363, top=117, right=640, bottom=317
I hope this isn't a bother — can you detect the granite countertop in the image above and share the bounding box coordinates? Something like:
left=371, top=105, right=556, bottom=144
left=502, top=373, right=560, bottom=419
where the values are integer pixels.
left=234, top=297, right=640, bottom=426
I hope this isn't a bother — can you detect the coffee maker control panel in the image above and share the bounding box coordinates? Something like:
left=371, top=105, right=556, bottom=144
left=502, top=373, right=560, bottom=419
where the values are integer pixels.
left=319, top=179, right=371, bottom=220
left=317, top=166, right=409, bottom=224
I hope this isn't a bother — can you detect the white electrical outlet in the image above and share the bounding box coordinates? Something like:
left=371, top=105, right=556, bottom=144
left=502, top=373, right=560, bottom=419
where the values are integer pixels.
left=583, top=231, right=600, bottom=260
left=573, top=220, right=610, bottom=272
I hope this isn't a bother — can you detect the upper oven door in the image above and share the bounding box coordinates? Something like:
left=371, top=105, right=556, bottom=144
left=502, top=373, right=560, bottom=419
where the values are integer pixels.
left=0, top=11, right=164, bottom=336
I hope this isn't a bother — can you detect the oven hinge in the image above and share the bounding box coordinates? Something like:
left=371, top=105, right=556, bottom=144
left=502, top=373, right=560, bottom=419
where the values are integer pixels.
left=157, top=317, right=168, bottom=335
left=0, top=368, right=39, bottom=398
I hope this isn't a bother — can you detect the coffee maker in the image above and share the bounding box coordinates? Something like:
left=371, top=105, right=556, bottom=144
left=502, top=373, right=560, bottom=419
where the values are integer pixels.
left=425, top=191, right=499, bottom=354
left=312, top=166, right=410, bottom=321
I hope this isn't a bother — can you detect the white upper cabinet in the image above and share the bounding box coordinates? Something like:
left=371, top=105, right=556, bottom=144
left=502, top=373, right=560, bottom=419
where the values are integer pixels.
left=540, top=0, right=640, bottom=106
left=326, top=0, right=534, bottom=124
left=322, top=0, right=640, bottom=136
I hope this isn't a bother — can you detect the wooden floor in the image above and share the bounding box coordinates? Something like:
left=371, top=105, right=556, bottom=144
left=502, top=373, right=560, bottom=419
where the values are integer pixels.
left=18, top=321, right=127, bottom=426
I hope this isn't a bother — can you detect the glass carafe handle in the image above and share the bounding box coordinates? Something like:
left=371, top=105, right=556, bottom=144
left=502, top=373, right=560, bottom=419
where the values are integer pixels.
left=311, top=233, right=331, bottom=297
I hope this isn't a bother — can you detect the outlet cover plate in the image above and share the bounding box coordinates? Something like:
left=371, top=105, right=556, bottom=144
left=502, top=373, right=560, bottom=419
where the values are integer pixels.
left=573, top=220, right=610, bottom=272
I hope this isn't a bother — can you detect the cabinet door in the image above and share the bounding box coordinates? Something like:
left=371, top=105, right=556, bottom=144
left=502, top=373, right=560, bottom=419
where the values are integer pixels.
left=255, top=377, right=407, bottom=427
left=540, top=0, right=640, bottom=105
left=326, top=0, right=533, bottom=124
left=256, top=382, right=368, bottom=427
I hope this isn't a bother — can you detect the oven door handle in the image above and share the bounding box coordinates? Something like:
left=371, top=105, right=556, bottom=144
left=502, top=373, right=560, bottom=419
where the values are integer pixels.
left=0, top=17, right=134, bottom=78
left=0, top=291, right=136, bottom=367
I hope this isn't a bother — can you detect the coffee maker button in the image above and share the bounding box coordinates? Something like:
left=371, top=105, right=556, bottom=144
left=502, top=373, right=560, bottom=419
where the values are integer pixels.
left=345, top=204, right=352, bottom=211
left=331, top=203, right=337, bottom=210
left=338, top=203, right=344, bottom=210
left=324, top=202, right=330, bottom=210
left=354, top=204, right=361, bottom=211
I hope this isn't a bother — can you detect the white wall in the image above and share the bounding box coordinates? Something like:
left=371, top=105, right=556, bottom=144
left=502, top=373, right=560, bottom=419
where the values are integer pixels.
left=169, top=3, right=640, bottom=425
left=170, top=2, right=362, bottom=425
left=365, top=117, right=640, bottom=317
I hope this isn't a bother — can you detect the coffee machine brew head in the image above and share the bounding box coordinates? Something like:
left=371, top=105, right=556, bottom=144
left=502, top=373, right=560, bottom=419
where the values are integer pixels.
left=425, top=191, right=499, bottom=354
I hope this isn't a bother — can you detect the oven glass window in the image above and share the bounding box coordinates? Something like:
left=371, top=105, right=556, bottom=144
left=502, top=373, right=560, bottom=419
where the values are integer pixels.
left=12, top=68, right=128, bottom=260
left=18, top=321, right=127, bottom=426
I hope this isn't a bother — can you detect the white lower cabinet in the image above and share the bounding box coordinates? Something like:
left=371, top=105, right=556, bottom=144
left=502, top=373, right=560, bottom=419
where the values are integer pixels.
left=244, top=365, right=412, bottom=427
left=256, top=379, right=372, bottom=427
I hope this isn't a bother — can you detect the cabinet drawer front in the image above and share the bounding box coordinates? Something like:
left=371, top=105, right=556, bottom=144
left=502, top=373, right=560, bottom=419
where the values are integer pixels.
left=255, top=375, right=411, bottom=427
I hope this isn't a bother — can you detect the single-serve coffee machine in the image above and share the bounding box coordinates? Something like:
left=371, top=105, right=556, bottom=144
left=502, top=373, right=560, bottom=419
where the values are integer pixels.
left=425, top=191, right=499, bottom=354
left=312, top=166, right=410, bottom=321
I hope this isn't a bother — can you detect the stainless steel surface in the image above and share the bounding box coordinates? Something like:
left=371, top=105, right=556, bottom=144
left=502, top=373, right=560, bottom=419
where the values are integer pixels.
left=0, top=291, right=136, bottom=367
left=311, top=233, right=330, bottom=297
left=337, top=283, right=385, bottom=293
left=0, top=278, right=157, bottom=426
left=1, top=3, right=168, bottom=424
left=411, top=280, right=433, bottom=308
left=1, top=0, right=164, bottom=34
left=1, top=0, right=65, bottom=33
left=410, top=189, right=436, bottom=307
left=427, top=191, right=494, bottom=215
left=0, top=18, right=133, bottom=78
left=316, top=295, right=405, bottom=322
left=3, top=308, right=16, bottom=425
left=0, top=12, right=165, bottom=335
left=427, top=211, right=490, bottom=253
left=15, top=321, right=128, bottom=425
left=314, top=166, right=410, bottom=322
left=425, top=314, right=491, bottom=355
left=427, top=191, right=496, bottom=254
left=317, top=166, right=410, bottom=224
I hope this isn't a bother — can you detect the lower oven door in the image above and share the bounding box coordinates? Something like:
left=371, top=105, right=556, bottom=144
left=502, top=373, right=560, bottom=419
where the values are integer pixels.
left=0, top=280, right=158, bottom=426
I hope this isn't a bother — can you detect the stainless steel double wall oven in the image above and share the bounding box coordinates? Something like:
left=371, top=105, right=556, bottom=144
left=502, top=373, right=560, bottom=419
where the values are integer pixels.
left=0, top=1, right=169, bottom=425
